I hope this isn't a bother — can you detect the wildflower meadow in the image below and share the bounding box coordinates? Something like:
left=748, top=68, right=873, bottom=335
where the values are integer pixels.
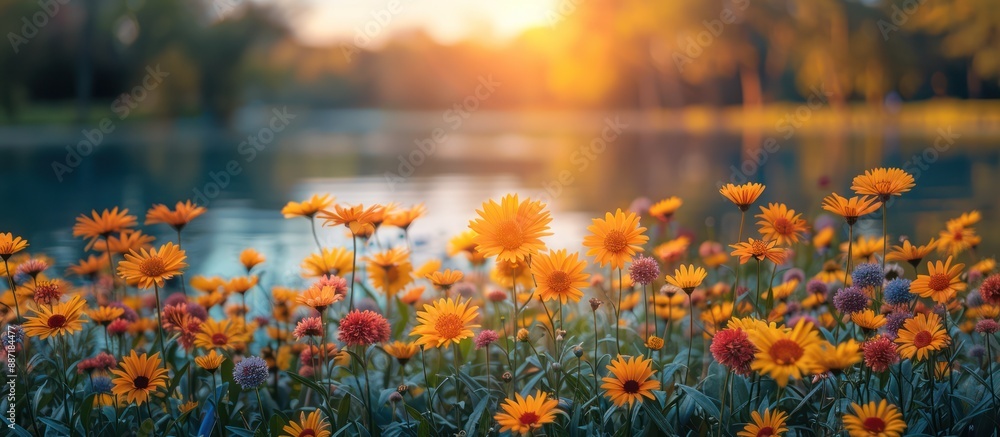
left=3, top=168, right=1000, bottom=437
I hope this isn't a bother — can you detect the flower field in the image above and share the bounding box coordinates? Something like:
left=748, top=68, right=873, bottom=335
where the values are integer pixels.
left=2, top=167, right=999, bottom=437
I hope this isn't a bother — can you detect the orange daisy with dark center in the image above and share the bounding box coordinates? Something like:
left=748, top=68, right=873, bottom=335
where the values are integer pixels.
left=47, top=315, right=67, bottom=329
left=863, top=417, right=886, bottom=433
left=622, top=379, right=641, bottom=394
left=519, top=412, right=540, bottom=426
left=769, top=339, right=804, bottom=365
left=772, top=218, right=791, bottom=235
left=912, top=331, right=933, bottom=348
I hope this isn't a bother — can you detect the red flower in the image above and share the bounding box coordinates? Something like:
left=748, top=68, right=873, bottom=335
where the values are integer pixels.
left=710, top=327, right=755, bottom=376
left=862, top=336, right=898, bottom=372
left=338, top=310, right=390, bottom=347
left=981, top=275, right=1000, bottom=306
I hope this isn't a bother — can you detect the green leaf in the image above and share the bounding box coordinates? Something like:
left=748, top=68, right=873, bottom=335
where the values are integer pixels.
left=403, top=403, right=432, bottom=435
left=677, top=384, right=720, bottom=418
left=78, top=392, right=97, bottom=434
left=270, top=413, right=287, bottom=437
left=641, top=401, right=673, bottom=435
left=337, top=394, right=352, bottom=429
left=286, top=371, right=328, bottom=399
left=137, top=418, right=156, bottom=437
left=463, top=395, right=490, bottom=436
left=169, top=361, right=191, bottom=393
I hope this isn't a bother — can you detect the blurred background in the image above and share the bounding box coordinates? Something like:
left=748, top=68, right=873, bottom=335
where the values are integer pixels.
left=0, top=0, right=997, bottom=277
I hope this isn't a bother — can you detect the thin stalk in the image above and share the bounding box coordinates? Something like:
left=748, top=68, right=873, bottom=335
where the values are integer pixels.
left=3, top=259, right=21, bottom=321
left=987, top=336, right=999, bottom=418
left=685, top=295, right=694, bottom=384
left=212, top=374, right=224, bottom=437
left=350, top=236, right=358, bottom=311
left=310, top=217, right=324, bottom=253
left=419, top=347, right=439, bottom=432
left=254, top=388, right=267, bottom=433
left=152, top=283, right=169, bottom=369
left=616, top=268, right=623, bottom=355
left=452, top=348, right=462, bottom=431
left=176, top=229, right=188, bottom=296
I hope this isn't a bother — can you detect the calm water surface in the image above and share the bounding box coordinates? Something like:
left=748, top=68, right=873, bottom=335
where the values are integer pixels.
left=1, top=110, right=997, bottom=282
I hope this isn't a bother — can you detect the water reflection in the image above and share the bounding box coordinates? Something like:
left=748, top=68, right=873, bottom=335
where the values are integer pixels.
left=1, top=112, right=996, bottom=279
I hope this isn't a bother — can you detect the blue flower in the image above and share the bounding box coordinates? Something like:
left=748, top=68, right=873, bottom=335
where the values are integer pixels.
left=91, top=376, right=113, bottom=394
left=883, top=278, right=913, bottom=306
left=851, top=263, right=883, bottom=289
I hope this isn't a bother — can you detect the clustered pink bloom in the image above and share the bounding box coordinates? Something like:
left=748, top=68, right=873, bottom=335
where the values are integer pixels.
left=293, top=317, right=324, bottom=340
left=338, top=310, right=390, bottom=346
left=474, top=330, right=499, bottom=350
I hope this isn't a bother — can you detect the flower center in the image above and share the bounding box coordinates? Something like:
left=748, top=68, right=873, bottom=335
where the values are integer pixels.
left=47, top=314, right=67, bottom=329
left=385, top=266, right=400, bottom=284
left=772, top=218, right=792, bottom=235
left=603, top=230, right=628, bottom=253
left=434, top=314, right=464, bottom=340
left=546, top=271, right=572, bottom=293
left=133, top=376, right=149, bottom=389
left=751, top=241, right=769, bottom=257
left=139, top=256, right=166, bottom=278
left=756, top=427, right=775, bottom=437
left=769, top=339, right=804, bottom=365
left=863, top=417, right=886, bottom=433
left=519, top=411, right=540, bottom=426
left=623, top=379, right=641, bottom=394
left=952, top=230, right=963, bottom=241
left=928, top=273, right=951, bottom=292
left=913, top=330, right=933, bottom=348
left=299, top=429, right=317, bottom=437
left=497, top=221, right=525, bottom=251
left=212, top=333, right=229, bottom=345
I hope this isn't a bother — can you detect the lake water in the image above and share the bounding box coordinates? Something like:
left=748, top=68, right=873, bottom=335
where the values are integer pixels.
left=1, top=109, right=997, bottom=283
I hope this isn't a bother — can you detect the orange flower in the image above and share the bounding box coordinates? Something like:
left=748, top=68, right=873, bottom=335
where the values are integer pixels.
left=530, top=250, right=589, bottom=303
left=755, top=203, right=807, bottom=246
left=821, top=193, right=879, bottom=225
left=73, top=208, right=137, bottom=249
left=730, top=238, right=785, bottom=265
left=319, top=203, right=378, bottom=236
left=240, top=248, right=266, bottom=271
left=468, top=194, right=552, bottom=263
left=426, top=269, right=464, bottom=290
left=116, top=242, right=188, bottom=289
left=384, top=204, right=426, bottom=230
left=282, top=194, right=334, bottom=218
left=145, top=200, right=206, bottom=231
left=92, top=230, right=155, bottom=255
left=0, top=233, right=29, bottom=259
left=910, top=256, right=965, bottom=304
left=851, top=167, right=915, bottom=201
left=719, top=183, right=765, bottom=212
left=583, top=208, right=648, bottom=270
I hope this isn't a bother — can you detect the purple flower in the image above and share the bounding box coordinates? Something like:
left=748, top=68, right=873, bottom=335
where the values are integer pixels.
left=233, top=356, right=269, bottom=389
